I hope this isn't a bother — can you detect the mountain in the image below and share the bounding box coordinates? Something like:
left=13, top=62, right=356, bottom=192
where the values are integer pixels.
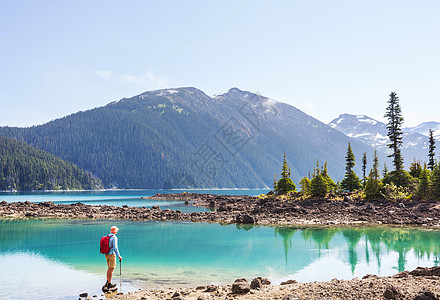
left=0, top=87, right=374, bottom=188
left=329, top=114, right=439, bottom=165
left=0, top=136, right=103, bottom=191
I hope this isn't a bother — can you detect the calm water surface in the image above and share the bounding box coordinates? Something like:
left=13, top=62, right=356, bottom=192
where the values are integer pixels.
left=1, top=219, right=440, bottom=300
left=1, top=191, right=439, bottom=299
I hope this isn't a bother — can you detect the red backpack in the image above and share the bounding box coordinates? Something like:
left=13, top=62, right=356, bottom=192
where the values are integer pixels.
left=100, top=235, right=111, bottom=254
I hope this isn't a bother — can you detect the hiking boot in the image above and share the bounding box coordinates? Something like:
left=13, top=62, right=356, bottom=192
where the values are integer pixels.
left=106, top=282, right=117, bottom=288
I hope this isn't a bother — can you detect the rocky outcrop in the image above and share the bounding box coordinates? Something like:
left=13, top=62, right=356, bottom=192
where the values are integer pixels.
left=3, top=193, right=440, bottom=227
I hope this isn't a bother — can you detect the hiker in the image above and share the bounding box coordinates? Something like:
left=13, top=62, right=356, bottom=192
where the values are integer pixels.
left=104, top=226, right=122, bottom=288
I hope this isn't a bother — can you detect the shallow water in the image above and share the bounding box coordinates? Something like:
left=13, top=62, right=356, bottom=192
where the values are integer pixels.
left=1, top=219, right=440, bottom=299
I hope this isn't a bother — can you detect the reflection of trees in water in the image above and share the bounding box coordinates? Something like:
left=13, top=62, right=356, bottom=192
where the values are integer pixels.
left=275, top=227, right=298, bottom=263
left=274, top=226, right=440, bottom=273
left=301, top=228, right=338, bottom=250
left=342, top=228, right=362, bottom=274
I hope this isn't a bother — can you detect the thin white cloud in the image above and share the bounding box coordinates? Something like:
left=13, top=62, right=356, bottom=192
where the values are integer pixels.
left=305, top=101, right=316, bottom=111
left=96, top=70, right=113, bottom=80
left=121, top=72, right=169, bottom=88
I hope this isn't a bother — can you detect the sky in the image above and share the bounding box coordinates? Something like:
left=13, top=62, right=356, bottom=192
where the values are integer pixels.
left=1, top=0, right=439, bottom=128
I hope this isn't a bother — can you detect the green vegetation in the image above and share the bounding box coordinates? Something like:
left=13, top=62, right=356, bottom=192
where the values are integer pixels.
left=0, top=136, right=102, bottom=191
left=274, top=153, right=296, bottom=194
left=268, top=91, right=440, bottom=202
left=340, top=143, right=362, bottom=192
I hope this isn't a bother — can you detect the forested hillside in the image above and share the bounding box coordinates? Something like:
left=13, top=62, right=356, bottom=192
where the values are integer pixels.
left=0, top=136, right=103, bottom=191
left=0, top=87, right=373, bottom=189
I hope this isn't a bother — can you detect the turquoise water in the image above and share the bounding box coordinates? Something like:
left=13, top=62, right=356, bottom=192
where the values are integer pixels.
left=1, top=219, right=440, bottom=300
left=0, top=189, right=269, bottom=212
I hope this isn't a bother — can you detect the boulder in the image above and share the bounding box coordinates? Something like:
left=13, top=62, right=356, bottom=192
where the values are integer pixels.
left=250, top=278, right=262, bottom=290
left=235, top=214, right=255, bottom=224
left=204, top=285, right=218, bottom=292
left=413, top=289, right=439, bottom=300
left=383, top=284, right=404, bottom=300
left=231, top=278, right=250, bottom=294
left=79, top=292, right=88, bottom=297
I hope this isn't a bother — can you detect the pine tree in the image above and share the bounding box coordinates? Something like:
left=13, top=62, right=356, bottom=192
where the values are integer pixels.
left=311, top=174, right=327, bottom=198
left=299, top=177, right=311, bottom=195
left=383, top=163, right=389, bottom=177
left=384, top=91, right=404, bottom=172
left=417, top=167, right=431, bottom=198
left=362, top=152, right=367, bottom=188
left=273, top=174, right=278, bottom=192
left=276, top=153, right=296, bottom=194
left=321, top=161, right=337, bottom=193
left=340, top=143, right=362, bottom=192
left=409, top=159, right=423, bottom=178
left=428, top=129, right=436, bottom=171
left=432, top=163, right=440, bottom=199
left=365, top=150, right=383, bottom=199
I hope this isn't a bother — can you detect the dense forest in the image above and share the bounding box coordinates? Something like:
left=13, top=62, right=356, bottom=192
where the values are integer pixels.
left=0, top=136, right=103, bottom=191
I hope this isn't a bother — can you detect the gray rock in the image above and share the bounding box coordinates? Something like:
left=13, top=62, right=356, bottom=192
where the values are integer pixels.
left=383, top=284, right=404, bottom=299
left=204, top=284, right=218, bottom=292
left=79, top=292, right=88, bottom=297
left=231, top=278, right=250, bottom=294
left=250, top=278, right=262, bottom=290
left=413, top=289, right=439, bottom=300
left=280, top=279, right=297, bottom=285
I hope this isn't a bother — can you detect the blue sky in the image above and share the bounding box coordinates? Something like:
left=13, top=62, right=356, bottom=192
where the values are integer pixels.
left=1, top=1, right=439, bottom=127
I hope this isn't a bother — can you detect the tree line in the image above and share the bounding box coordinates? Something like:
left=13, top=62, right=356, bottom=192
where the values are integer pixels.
left=0, top=136, right=103, bottom=191
left=274, top=92, right=440, bottom=201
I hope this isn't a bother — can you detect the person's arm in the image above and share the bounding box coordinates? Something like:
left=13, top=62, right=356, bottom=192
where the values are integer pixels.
left=113, top=236, right=121, bottom=259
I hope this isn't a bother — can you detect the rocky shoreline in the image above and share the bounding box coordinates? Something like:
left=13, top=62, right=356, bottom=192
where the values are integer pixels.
left=2, top=193, right=440, bottom=227
left=91, top=266, right=440, bottom=300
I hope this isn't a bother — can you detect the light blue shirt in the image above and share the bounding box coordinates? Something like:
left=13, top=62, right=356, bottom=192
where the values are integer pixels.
left=107, top=233, right=120, bottom=257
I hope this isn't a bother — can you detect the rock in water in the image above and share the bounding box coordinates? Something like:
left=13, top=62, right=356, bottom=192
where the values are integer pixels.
left=231, top=278, right=250, bottom=294
left=79, top=292, right=88, bottom=297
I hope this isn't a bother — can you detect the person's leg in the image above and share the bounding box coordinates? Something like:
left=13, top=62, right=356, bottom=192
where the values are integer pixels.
left=107, top=267, right=114, bottom=283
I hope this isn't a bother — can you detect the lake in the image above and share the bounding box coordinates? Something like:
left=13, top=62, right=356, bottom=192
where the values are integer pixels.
left=1, top=190, right=439, bottom=299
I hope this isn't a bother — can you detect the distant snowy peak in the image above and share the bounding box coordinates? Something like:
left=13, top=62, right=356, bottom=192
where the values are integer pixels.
left=328, top=113, right=439, bottom=162
left=404, top=121, right=440, bottom=139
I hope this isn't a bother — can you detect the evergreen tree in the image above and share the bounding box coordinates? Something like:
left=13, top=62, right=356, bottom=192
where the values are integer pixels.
left=321, top=161, right=337, bottom=193
left=384, top=91, right=404, bottom=172
left=365, top=150, right=383, bottom=199
left=383, top=163, right=389, bottom=177
left=340, top=143, right=362, bottom=192
left=362, top=152, right=367, bottom=188
left=311, top=173, right=327, bottom=198
left=432, top=163, right=440, bottom=199
left=417, top=167, right=431, bottom=198
left=428, top=129, right=436, bottom=171
left=409, top=159, right=423, bottom=179
left=273, top=174, right=278, bottom=192
left=299, top=177, right=311, bottom=195
left=276, top=153, right=296, bottom=194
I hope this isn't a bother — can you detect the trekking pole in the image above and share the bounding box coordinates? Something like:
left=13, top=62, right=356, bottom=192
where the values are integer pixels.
left=119, top=259, right=122, bottom=292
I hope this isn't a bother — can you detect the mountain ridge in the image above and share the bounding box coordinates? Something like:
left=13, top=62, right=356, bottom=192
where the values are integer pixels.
left=0, top=87, right=374, bottom=189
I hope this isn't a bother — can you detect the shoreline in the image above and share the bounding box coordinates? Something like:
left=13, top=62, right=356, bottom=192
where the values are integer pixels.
left=111, top=267, right=440, bottom=299
left=2, top=192, right=440, bottom=228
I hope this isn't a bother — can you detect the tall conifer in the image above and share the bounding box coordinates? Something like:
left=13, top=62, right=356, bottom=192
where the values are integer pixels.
left=340, top=143, right=362, bottom=192
left=384, top=92, right=404, bottom=172
left=362, top=152, right=367, bottom=188
left=428, top=129, right=436, bottom=171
